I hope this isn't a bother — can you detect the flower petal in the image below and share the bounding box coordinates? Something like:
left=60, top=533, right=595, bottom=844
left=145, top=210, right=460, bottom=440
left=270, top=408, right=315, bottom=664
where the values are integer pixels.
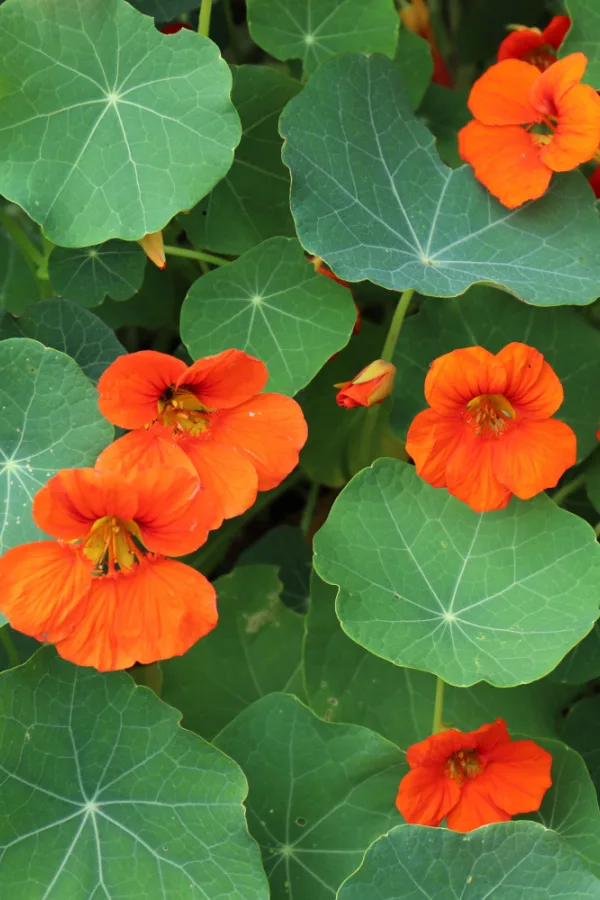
left=423, top=346, right=506, bottom=415
left=468, top=59, right=540, bottom=125
left=445, top=430, right=513, bottom=511
left=493, top=418, right=577, bottom=500
left=178, top=438, right=258, bottom=523
left=530, top=52, right=587, bottom=113
left=406, top=408, right=465, bottom=488
left=131, top=466, right=213, bottom=556
left=540, top=84, right=600, bottom=171
left=495, top=343, right=563, bottom=418
left=396, top=765, right=460, bottom=827
left=542, top=16, right=571, bottom=49
left=208, top=393, right=308, bottom=490
left=97, top=351, right=186, bottom=429
left=0, top=542, right=91, bottom=642
left=179, top=349, right=268, bottom=409
left=446, top=779, right=511, bottom=832
left=497, top=29, right=546, bottom=63
left=483, top=739, right=553, bottom=814
left=459, top=120, right=552, bottom=208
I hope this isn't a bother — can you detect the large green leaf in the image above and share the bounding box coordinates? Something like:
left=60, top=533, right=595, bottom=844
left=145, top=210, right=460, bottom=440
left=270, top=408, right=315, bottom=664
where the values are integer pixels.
left=162, top=566, right=305, bottom=740
left=247, top=0, right=399, bottom=77
left=280, top=53, right=600, bottom=307
left=0, top=338, right=113, bottom=554
left=48, top=241, right=146, bottom=306
left=0, top=647, right=269, bottom=899
left=0, top=0, right=241, bottom=246
left=0, top=226, right=39, bottom=315
left=551, top=624, right=600, bottom=685
left=304, top=573, right=577, bottom=748
left=563, top=695, right=600, bottom=796
left=336, top=822, right=600, bottom=900
left=314, top=459, right=600, bottom=687
left=390, top=285, right=600, bottom=460
left=181, top=237, right=357, bottom=396
left=561, top=1, right=600, bottom=86
left=239, top=525, right=311, bottom=613
left=0, top=298, right=124, bottom=382
left=393, top=30, right=432, bottom=111
left=183, top=66, right=301, bottom=256
left=214, top=693, right=406, bottom=900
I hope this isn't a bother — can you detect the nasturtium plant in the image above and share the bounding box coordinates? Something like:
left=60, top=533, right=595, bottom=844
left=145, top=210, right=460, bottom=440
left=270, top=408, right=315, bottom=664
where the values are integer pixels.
left=1, top=0, right=600, bottom=895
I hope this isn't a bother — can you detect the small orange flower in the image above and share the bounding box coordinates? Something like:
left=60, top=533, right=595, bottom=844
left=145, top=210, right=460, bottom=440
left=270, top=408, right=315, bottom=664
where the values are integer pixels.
left=396, top=719, right=552, bottom=832
left=96, top=349, right=308, bottom=527
left=406, top=343, right=576, bottom=512
left=137, top=231, right=166, bottom=269
left=335, top=359, right=396, bottom=409
left=0, top=467, right=217, bottom=671
left=459, top=53, right=600, bottom=208
left=498, top=16, right=570, bottom=70
left=399, top=0, right=452, bottom=88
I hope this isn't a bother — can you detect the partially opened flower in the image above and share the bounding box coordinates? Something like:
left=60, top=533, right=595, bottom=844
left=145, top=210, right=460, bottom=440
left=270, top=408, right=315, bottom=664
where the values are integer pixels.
left=459, top=53, right=600, bottom=208
left=97, top=349, right=308, bottom=527
left=498, top=16, right=570, bottom=70
left=396, top=719, right=552, bottom=832
left=335, top=359, right=396, bottom=409
left=0, top=467, right=217, bottom=671
left=406, top=343, right=576, bottom=512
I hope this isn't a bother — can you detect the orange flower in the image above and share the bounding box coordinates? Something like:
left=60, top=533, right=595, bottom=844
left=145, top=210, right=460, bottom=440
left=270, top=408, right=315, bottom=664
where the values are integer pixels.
left=96, top=349, right=308, bottom=527
left=0, top=467, right=217, bottom=671
left=405, top=343, right=576, bottom=512
left=396, top=719, right=552, bottom=832
left=498, top=16, right=570, bottom=70
left=335, top=359, right=396, bottom=409
left=458, top=53, right=600, bottom=208
left=399, top=0, right=452, bottom=87
left=137, top=231, right=166, bottom=269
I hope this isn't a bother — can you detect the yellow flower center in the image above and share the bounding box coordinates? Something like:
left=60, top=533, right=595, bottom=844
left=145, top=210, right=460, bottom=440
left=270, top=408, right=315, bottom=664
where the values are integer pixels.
left=157, top=386, right=211, bottom=436
left=81, top=516, right=142, bottom=574
left=445, top=749, right=482, bottom=783
left=465, top=394, right=517, bottom=438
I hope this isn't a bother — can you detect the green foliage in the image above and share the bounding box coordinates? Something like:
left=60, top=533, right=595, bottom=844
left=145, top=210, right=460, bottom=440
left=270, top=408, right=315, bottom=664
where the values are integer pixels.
left=561, top=0, right=600, bottom=86
left=0, top=226, right=39, bottom=314
left=48, top=241, right=147, bottom=306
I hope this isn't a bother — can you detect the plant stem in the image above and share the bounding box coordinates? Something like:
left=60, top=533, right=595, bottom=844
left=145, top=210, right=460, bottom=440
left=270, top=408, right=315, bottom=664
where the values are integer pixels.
left=0, top=627, right=21, bottom=669
left=300, top=481, right=320, bottom=537
left=432, top=676, right=445, bottom=734
left=380, top=288, right=414, bottom=362
left=551, top=473, right=586, bottom=506
left=198, top=0, right=213, bottom=36
left=163, top=244, right=228, bottom=267
left=0, top=210, right=46, bottom=272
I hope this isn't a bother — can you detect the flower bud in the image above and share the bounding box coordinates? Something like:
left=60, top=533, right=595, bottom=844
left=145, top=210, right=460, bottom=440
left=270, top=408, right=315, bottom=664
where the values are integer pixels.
left=138, top=231, right=166, bottom=270
left=335, top=360, right=396, bottom=409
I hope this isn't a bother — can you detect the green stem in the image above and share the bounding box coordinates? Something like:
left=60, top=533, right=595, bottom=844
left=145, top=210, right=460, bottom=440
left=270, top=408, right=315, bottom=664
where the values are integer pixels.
left=198, top=0, right=213, bottom=36
left=0, top=627, right=21, bottom=669
left=0, top=210, right=46, bottom=272
left=300, top=481, right=320, bottom=537
left=163, top=244, right=228, bottom=267
left=380, top=288, right=414, bottom=363
left=432, top=676, right=445, bottom=734
left=552, top=473, right=586, bottom=506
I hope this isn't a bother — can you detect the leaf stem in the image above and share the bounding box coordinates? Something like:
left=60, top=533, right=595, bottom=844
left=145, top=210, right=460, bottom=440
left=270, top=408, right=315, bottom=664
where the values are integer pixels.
left=0, top=627, right=21, bottom=669
left=380, top=288, right=414, bottom=362
left=163, top=244, right=228, bottom=267
left=300, top=481, right=320, bottom=537
left=0, top=210, right=46, bottom=273
left=198, top=0, right=213, bottom=36
left=432, top=676, right=445, bottom=734
left=551, top=473, right=586, bottom=506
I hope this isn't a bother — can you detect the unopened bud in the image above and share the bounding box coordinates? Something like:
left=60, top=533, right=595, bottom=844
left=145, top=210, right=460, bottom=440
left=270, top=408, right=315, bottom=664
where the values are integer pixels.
left=138, top=231, right=166, bottom=270
left=335, top=359, right=396, bottom=409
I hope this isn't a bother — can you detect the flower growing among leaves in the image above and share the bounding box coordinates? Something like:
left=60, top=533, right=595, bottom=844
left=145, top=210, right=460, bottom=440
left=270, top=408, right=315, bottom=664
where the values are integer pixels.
left=406, top=342, right=576, bottom=512
left=459, top=53, right=600, bottom=208
left=335, top=359, right=396, bottom=409
left=497, top=16, right=570, bottom=70
left=0, top=467, right=217, bottom=671
left=396, top=719, right=552, bottom=832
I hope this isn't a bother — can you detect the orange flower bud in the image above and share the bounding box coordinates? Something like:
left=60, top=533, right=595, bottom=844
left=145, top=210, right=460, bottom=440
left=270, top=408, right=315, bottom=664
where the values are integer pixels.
left=138, top=231, right=166, bottom=270
left=399, top=0, right=430, bottom=35
left=335, top=360, right=396, bottom=409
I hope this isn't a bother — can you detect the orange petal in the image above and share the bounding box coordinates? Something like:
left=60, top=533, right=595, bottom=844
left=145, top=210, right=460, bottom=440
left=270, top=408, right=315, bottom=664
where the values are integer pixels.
left=33, top=468, right=137, bottom=540
left=423, top=347, right=507, bottom=415
left=529, top=52, right=587, bottom=114
left=492, top=418, right=577, bottom=500
left=406, top=408, right=464, bottom=488
left=496, top=343, right=564, bottom=418
left=180, top=349, right=268, bottom=409
left=542, top=16, right=571, bottom=50
left=178, top=438, right=258, bottom=523
left=482, top=739, right=553, bottom=814
left=97, top=351, right=187, bottom=429
left=0, top=542, right=91, bottom=642
left=459, top=120, right=552, bottom=208
left=445, top=429, right=513, bottom=511
left=208, top=393, right=308, bottom=490
left=131, top=466, right=213, bottom=556
left=467, top=59, right=540, bottom=125
left=138, top=231, right=166, bottom=270
left=540, top=84, right=600, bottom=171
left=446, top=778, right=511, bottom=831
left=396, top=766, right=460, bottom=827
left=497, top=29, right=546, bottom=63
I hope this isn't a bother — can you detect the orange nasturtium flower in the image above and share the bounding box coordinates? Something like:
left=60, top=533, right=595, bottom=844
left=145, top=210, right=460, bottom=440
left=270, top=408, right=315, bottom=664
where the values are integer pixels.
left=497, top=16, right=570, bottom=70
left=97, top=349, right=308, bottom=527
left=396, top=719, right=552, bottom=832
left=405, top=343, right=576, bottom=512
left=137, top=230, right=166, bottom=269
left=0, top=467, right=217, bottom=671
left=459, top=52, right=600, bottom=208
left=335, top=359, right=396, bottom=409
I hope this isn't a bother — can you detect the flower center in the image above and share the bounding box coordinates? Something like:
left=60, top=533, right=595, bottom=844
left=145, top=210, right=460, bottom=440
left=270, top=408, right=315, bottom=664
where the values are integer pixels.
left=157, top=385, right=211, bottom=436
left=465, top=393, right=516, bottom=438
left=81, top=516, right=142, bottom=574
left=445, top=748, right=482, bottom=783
left=523, top=45, right=557, bottom=71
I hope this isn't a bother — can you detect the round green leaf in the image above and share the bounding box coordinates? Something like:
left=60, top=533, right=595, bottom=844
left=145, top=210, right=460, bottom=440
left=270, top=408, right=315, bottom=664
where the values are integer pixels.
left=239, top=525, right=311, bottom=613
left=0, top=338, right=113, bottom=554
left=390, top=285, right=600, bottom=460
left=280, top=53, right=600, bottom=307
left=183, top=66, right=301, bottom=256
left=0, top=226, right=39, bottom=315
left=314, top=459, right=600, bottom=687
left=560, top=1, right=600, bottom=86
left=48, top=241, right=146, bottom=306
left=551, top=624, right=600, bottom=685
left=162, top=566, right=305, bottom=740
left=563, top=695, right=600, bottom=796
left=337, top=822, right=600, bottom=900
left=247, top=0, right=399, bottom=78
left=393, top=30, right=433, bottom=110
left=214, top=693, right=406, bottom=900
left=0, top=0, right=241, bottom=246
left=0, top=298, right=125, bottom=382
left=181, top=237, right=357, bottom=396
left=0, top=647, right=269, bottom=899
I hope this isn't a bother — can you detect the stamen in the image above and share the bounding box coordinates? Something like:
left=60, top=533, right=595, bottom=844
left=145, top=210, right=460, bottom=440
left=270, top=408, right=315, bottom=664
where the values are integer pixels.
left=80, top=515, right=142, bottom=574
left=157, top=385, right=212, bottom=436
left=465, top=394, right=516, bottom=438
left=445, top=748, right=481, bottom=783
